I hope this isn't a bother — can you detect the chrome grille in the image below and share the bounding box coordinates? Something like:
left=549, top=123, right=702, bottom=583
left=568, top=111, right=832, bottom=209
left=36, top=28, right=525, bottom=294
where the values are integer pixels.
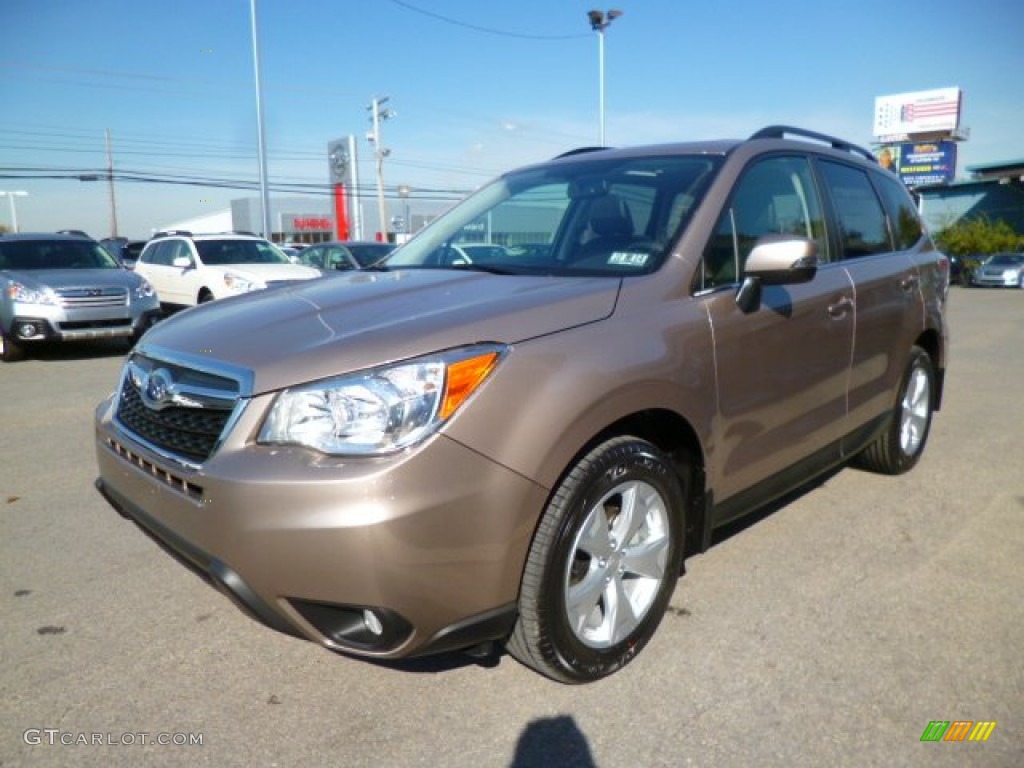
left=114, top=353, right=245, bottom=465
left=58, top=287, right=128, bottom=308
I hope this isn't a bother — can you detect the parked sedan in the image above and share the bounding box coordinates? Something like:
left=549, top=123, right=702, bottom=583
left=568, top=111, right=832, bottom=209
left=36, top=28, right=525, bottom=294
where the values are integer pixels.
left=970, top=252, right=1024, bottom=288
left=0, top=232, right=160, bottom=361
left=298, top=240, right=395, bottom=272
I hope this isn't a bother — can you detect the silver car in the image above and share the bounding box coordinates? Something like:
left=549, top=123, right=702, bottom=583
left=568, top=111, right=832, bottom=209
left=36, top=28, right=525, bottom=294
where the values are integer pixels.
left=0, top=233, right=161, bottom=362
left=970, top=252, right=1024, bottom=288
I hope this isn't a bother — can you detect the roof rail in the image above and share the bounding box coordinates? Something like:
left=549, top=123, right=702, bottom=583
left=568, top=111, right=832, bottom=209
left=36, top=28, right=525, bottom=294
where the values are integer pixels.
left=152, top=230, right=193, bottom=239
left=554, top=146, right=612, bottom=159
left=749, top=125, right=877, bottom=164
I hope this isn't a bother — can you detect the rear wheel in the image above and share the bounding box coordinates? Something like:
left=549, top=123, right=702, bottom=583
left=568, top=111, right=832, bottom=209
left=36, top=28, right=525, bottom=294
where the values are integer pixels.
left=855, top=346, right=934, bottom=475
left=198, top=289, right=214, bottom=304
left=508, top=436, right=686, bottom=683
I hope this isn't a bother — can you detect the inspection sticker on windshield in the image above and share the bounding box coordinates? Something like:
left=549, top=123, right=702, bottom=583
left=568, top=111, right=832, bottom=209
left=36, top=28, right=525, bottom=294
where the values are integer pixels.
left=608, top=251, right=650, bottom=267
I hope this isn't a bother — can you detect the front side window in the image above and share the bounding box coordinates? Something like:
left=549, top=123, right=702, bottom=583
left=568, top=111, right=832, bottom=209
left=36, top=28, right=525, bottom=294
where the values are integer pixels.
left=699, top=155, right=826, bottom=291
left=819, top=161, right=890, bottom=259
left=387, top=155, right=720, bottom=277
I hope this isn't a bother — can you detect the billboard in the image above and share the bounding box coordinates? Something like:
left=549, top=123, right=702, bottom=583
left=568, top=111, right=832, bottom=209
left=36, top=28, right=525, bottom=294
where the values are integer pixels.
left=873, top=87, right=962, bottom=140
left=874, top=142, right=957, bottom=187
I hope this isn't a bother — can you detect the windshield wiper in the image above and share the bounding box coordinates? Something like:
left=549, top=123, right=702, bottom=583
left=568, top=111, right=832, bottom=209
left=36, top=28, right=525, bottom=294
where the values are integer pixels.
left=446, top=262, right=520, bottom=275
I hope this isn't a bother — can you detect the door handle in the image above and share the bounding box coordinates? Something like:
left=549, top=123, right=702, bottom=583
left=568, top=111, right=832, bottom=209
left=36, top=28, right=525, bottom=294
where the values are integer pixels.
left=901, top=275, right=920, bottom=292
left=827, top=297, right=853, bottom=318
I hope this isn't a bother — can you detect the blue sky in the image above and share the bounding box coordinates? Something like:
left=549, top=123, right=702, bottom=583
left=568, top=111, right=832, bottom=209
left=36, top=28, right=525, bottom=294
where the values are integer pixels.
left=1, top=0, right=1022, bottom=239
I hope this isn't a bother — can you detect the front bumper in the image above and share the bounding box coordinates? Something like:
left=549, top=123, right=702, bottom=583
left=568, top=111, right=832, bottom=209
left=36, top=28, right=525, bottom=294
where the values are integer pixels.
left=93, top=393, right=545, bottom=658
left=4, top=300, right=160, bottom=343
left=972, top=272, right=1021, bottom=288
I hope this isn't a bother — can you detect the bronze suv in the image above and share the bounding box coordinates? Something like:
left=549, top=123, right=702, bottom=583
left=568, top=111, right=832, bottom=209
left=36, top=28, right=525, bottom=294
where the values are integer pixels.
left=95, top=126, right=949, bottom=683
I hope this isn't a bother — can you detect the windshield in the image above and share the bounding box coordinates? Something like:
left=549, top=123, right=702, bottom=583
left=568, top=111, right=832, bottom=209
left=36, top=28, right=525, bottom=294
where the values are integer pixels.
left=986, top=253, right=1024, bottom=266
left=386, top=154, right=721, bottom=277
left=195, top=239, right=292, bottom=266
left=0, top=239, right=121, bottom=270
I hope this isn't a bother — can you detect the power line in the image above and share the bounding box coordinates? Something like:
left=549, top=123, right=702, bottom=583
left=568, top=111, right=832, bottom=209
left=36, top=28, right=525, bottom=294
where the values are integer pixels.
left=384, top=0, right=589, bottom=40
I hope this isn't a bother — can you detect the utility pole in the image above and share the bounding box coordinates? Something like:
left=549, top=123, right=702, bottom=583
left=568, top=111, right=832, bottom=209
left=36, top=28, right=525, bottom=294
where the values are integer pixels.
left=105, top=129, right=119, bottom=237
left=367, top=96, right=394, bottom=242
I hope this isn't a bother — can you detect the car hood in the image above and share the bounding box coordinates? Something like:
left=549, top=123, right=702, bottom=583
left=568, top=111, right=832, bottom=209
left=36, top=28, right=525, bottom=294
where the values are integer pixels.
left=218, top=263, right=321, bottom=281
left=139, top=269, right=620, bottom=394
left=2, top=267, right=145, bottom=291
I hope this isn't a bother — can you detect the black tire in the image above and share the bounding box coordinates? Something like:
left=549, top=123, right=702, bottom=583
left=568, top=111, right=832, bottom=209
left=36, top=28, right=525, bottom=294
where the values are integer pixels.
left=507, top=436, right=686, bottom=683
left=198, top=290, right=214, bottom=304
left=855, top=346, right=934, bottom=475
left=1, top=332, right=26, bottom=362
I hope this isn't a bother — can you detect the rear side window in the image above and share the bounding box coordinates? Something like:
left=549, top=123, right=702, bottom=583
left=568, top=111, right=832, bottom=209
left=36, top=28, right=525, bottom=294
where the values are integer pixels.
left=875, top=175, right=924, bottom=250
left=700, top=155, right=826, bottom=291
left=818, top=161, right=890, bottom=259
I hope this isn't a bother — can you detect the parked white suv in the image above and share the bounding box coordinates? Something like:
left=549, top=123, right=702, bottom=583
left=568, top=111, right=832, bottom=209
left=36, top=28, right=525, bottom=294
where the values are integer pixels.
left=134, top=231, right=321, bottom=310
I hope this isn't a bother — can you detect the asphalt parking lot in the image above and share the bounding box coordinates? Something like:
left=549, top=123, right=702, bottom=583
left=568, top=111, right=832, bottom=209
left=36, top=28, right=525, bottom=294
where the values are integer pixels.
left=1, top=287, right=1022, bottom=768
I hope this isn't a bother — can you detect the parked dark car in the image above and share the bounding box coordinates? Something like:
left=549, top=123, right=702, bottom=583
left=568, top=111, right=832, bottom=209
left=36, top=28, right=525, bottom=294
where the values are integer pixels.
left=297, top=240, right=395, bottom=272
left=100, top=237, right=148, bottom=270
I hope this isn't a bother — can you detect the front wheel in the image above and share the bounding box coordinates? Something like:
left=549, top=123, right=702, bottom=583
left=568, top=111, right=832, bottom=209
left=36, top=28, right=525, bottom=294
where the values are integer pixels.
left=855, top=346, right=935, bottom=475
left=507, top=436, right=686, bottom=683
left=0, top=331, right=25, bottom=362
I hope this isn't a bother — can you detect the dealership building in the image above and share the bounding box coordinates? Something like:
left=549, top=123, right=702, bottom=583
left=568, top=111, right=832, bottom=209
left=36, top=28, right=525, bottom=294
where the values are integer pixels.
left=156, top=194, right=449, bottom=244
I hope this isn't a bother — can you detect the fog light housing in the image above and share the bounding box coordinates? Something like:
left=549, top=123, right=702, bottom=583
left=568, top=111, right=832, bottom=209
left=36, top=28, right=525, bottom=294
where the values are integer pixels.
left=17, top=321, right=41, bottom=339
left=363, top=609, right=384, bottom=636
left=289, top=598, right=412, bottom=652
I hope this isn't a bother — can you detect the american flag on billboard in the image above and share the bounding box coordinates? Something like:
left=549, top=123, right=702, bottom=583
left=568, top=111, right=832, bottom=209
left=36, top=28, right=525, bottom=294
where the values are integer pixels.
left=873, top=87, right=962, bottom=139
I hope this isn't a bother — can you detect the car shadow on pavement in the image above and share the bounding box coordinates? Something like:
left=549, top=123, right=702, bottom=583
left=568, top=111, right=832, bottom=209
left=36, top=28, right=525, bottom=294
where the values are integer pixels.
left=363, top=642, right=506, bottom=675
left=708, top=466, right=842, bottom=548
left=12, top=339, right=131, bottom=362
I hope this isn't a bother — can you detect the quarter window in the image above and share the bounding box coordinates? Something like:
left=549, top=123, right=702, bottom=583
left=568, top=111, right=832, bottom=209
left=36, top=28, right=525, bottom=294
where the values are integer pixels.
left=875, top=175, right=923, bottom=250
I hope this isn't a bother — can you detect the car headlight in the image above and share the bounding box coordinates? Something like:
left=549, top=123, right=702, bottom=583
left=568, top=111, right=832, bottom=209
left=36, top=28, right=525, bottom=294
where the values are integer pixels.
left=133, top=278, right=155, bottom=299
left=258, top=344, right=505, bottom=455
left=223, top=271, right=264, bottom=293
left=5, top=281, right=59, bottom=305
left=1004, top=268, right=1020, bottom=280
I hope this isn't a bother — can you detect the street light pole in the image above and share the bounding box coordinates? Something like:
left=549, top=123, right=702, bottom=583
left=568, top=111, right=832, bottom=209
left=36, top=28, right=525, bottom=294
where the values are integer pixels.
left=0, top=190, right=28, bottom=233
left=249, top=0, right=273, bottom=239
left=367, top=96, right=395, bottom=242
left=587, top=9, right=623, bottom=147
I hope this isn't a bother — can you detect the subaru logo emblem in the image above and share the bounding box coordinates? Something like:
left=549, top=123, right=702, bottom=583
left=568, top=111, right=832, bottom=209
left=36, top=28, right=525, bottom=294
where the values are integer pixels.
left=143, top=368, right=173, bottom=409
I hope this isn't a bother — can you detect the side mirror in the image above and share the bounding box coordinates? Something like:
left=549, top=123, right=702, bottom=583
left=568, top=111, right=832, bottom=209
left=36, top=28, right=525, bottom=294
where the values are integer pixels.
left=172, top=256, right=193, bottom=269
left=735, top=236, right=818, bottom=314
